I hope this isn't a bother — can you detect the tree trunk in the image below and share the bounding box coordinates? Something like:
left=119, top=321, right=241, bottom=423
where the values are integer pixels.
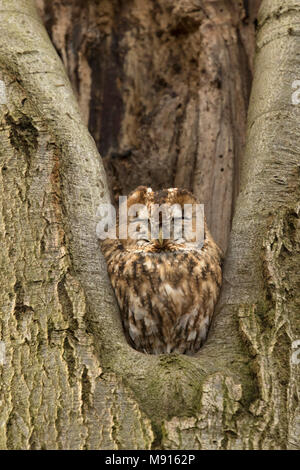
left=35, top=0, right=261, bottom=253
left=0, top=0, right=299, bottom=450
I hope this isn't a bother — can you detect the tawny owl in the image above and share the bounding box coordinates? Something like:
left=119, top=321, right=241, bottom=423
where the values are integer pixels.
left=100, top=186, right=223, bottom=355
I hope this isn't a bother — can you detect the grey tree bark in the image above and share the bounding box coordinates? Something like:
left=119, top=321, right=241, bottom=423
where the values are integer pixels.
left=0, top=0, right=299, bottom=450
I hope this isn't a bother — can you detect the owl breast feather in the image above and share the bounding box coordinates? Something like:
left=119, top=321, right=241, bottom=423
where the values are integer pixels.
left=109, top=250, right=221, bottom=355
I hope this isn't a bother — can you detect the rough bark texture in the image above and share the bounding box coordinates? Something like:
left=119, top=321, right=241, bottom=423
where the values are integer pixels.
left=36, top=0, right=261, bottom=252
left=0, top=0, right=299, bottom=450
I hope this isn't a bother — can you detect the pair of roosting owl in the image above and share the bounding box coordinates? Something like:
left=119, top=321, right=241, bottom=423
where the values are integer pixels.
left=100, top=186, right=222, bottom=355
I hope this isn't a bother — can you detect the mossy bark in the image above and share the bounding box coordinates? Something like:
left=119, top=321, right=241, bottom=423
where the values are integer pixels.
left=0, top=0, right=299, bottom=449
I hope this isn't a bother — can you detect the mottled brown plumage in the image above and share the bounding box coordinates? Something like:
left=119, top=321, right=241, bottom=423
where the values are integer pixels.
left=101, top=186, right=223, bottom=355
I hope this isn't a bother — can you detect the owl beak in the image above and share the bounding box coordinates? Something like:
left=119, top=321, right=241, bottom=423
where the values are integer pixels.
left=158, top=228, right=164, bottom=246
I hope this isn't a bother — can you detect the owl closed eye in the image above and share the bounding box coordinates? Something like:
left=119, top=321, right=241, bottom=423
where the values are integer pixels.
left=101, top=186, right=223, bottom=355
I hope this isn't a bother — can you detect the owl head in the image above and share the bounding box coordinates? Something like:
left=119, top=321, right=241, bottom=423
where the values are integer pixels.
left=117, top=186, right=211, bottom=254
